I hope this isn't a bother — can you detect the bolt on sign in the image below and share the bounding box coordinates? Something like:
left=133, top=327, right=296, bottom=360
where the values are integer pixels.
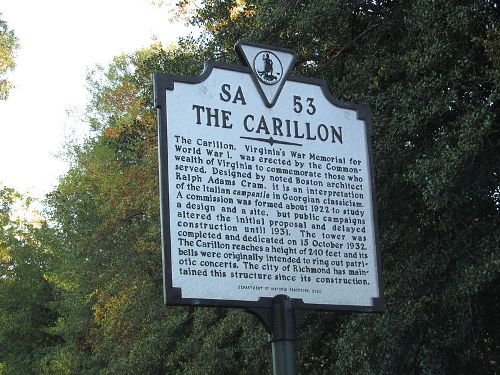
left=154, top=41, right=385, bottom=312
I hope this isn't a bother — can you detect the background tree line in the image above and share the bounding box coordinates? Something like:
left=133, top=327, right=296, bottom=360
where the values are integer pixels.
left=0, top=13, right=18, bottom=100
left=1, top=0, right=499, bottom=374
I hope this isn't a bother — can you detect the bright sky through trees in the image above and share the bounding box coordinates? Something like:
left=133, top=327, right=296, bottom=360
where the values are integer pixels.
left=0, top=0, right=190, bottom=200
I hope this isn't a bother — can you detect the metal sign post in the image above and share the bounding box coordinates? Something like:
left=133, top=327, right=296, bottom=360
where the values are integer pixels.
left=270, top=295, right=297, bottom=375
left=154, top=40, right=385, bottom=374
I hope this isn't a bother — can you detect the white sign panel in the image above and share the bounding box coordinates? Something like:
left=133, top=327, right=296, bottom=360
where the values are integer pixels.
left=154, top=42, right=384, bottom=311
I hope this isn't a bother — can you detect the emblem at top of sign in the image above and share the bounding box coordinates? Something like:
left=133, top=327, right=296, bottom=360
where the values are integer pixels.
left=235, top=41, right=296, bottom=107
left=254, top=51, right=283, bottom=85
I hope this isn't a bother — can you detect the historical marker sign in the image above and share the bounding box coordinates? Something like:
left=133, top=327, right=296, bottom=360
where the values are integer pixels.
left=154, top=41, right=384, bottom=312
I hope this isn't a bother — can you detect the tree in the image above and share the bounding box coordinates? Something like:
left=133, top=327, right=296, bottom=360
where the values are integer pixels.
left=0, top=186, right=59, bottom=375
left=43, top=42, right=273, bottom=374
left=0, top=15, right=19, bottom=100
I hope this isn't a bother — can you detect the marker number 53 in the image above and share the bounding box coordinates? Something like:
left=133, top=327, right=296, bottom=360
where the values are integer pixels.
left=293, top=95, right=316, bottom=115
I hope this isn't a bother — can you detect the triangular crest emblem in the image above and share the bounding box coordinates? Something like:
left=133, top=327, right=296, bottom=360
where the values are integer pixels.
left=235, top=41, right=296, bottom=107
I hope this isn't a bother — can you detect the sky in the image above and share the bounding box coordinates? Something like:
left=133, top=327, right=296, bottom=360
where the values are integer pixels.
left=0, top=0, right=194, bottom=201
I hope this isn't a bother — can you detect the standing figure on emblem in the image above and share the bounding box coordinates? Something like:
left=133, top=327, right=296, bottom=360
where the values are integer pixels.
left=259, top=53, right=277, bottom=83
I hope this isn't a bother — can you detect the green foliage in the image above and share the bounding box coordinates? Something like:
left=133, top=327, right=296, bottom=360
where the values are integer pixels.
left=44, top=45, right=253, bottom=374
left=0, top=187, right=59, bottom=374
left=0, top=15, right=18, bottom=100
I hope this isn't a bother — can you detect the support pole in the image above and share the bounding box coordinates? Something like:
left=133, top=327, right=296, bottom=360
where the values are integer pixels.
left=269, top=295, right=297, bottom=375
